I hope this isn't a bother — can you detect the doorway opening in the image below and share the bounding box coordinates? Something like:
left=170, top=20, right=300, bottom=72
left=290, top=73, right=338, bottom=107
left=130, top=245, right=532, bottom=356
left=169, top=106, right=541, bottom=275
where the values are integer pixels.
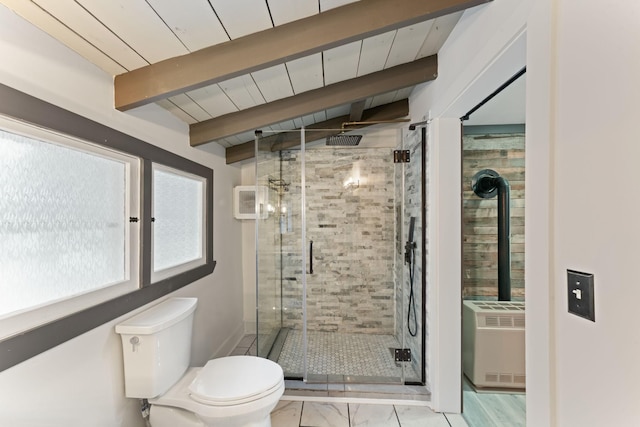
left=460, top=68, right=527, bottom=426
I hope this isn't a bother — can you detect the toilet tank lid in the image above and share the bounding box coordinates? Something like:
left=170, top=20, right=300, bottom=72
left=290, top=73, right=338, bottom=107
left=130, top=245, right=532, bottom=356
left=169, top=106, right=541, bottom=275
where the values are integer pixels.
left=115, top=298, right=197, bottom=335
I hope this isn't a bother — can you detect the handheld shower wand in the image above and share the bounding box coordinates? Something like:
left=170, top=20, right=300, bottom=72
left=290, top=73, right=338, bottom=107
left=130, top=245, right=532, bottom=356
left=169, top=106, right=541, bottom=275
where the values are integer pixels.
left=405, top=217, right=418, bottom=337
left=405, top=216, right=416, bottom=264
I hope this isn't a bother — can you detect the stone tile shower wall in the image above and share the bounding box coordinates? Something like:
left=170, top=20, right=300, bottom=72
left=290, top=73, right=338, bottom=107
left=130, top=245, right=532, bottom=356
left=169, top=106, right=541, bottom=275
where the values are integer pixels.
left=280, top=147, right=396, bottom=334
left=462, top=132, right=525, bottom=299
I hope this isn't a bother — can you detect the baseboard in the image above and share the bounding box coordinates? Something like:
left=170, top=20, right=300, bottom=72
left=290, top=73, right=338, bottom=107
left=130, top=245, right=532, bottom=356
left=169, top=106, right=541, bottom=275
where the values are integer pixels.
left=244, top=320, right=256, bottom=334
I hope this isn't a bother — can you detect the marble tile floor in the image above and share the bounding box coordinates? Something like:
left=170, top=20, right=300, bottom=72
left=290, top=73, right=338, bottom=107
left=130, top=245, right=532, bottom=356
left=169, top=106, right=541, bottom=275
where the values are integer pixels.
left=230, top=336, right=468, bottom=426
left=229, top=333, right=258, bottom=356
left=271, top=400, right=466, bottom=427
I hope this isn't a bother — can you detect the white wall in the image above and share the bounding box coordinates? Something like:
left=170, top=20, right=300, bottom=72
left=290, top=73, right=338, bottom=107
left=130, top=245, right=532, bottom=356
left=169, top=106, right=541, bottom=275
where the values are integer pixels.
left=426, top=118, right=462, bottom=413
left=0, top=5, right=244, bottom=426
left=553, top=1, right=640, bottom=425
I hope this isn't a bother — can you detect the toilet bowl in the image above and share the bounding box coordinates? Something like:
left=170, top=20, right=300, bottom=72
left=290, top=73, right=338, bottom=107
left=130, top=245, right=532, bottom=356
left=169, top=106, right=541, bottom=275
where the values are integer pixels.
left=115, top=298, right=284, bottom=427
left=149, top=357, right=285, bottom=427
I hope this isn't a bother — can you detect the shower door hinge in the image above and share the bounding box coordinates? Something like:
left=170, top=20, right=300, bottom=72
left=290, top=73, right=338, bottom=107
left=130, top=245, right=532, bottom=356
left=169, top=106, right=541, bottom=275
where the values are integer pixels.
left=393, top=150, right=410, bottom=163
left=394, top=348, right=412, bottom=362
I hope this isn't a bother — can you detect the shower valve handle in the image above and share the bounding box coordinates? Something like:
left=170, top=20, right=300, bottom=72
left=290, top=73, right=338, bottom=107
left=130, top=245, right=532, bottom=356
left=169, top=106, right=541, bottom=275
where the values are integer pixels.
left=405, top=241, right=416, bottom=264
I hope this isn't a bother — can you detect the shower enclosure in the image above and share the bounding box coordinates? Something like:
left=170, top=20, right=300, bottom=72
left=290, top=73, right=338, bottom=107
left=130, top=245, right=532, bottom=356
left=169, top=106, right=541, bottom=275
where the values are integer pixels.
left=254, top=127, right=425, bottom=385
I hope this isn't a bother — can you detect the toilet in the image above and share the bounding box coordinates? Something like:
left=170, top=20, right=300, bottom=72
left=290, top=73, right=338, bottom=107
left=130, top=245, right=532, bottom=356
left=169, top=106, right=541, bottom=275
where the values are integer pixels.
left=115, top=297, right=284, bottom=427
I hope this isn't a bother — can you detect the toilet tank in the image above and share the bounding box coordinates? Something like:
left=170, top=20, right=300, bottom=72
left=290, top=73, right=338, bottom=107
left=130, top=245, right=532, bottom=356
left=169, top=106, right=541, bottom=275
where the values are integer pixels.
left=115, top=297, right=198, bottom=398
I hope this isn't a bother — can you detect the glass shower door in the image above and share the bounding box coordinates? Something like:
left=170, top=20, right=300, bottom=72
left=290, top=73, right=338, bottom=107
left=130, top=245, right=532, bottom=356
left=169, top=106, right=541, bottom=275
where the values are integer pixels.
left=301, top=129, right=410, bottom=384
left=255, top=131, right=306, bottom=374
left=397, top=126, right=425, bottom=384
left=255, top=136, right=282, bottom=358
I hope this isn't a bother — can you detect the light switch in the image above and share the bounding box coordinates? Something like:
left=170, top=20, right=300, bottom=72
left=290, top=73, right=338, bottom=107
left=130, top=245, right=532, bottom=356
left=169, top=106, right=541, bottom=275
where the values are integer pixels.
left=567, top=270, right=595, bottom=321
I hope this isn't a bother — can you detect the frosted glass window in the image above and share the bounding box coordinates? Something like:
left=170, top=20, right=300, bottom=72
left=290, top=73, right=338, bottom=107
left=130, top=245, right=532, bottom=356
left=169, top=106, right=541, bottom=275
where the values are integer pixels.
left=0, top=130, right=133, bottom=318
left=152, top=166, right=204, bottom=278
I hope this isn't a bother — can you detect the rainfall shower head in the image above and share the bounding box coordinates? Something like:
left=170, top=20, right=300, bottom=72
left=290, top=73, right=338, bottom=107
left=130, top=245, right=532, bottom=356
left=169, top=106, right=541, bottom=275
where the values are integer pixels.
left=325, top=134, right=362, bottom=146
left=325, top=118, right=409, bottom=146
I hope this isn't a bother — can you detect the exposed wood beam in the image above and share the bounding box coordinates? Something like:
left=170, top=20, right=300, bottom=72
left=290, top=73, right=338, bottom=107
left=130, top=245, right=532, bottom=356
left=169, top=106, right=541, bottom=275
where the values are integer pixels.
left=192, top=55, right=437, bottom=146
left=225, top=99, right=409, bottom=164
left=349, top=100, right=366, bottom=122
left=114, top=0, right=491, bottom=111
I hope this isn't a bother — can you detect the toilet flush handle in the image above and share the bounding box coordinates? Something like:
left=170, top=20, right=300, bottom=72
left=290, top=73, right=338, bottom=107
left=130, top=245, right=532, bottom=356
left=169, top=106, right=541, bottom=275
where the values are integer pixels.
left=130, top=336, right=140, bottom=352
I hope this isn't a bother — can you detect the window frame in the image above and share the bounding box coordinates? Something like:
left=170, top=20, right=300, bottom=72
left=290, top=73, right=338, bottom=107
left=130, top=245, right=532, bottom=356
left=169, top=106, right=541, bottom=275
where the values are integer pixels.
left=0, top=119, right=141, bottom=339
left=0, top=83, right=215, bottom=372
left=150, top=163, right=208, bottom=283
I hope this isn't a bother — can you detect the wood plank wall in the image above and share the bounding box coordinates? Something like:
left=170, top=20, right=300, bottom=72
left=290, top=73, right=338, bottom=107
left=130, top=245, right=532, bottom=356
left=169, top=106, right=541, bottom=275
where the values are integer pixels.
left=462, top=132, right=525, bottom=299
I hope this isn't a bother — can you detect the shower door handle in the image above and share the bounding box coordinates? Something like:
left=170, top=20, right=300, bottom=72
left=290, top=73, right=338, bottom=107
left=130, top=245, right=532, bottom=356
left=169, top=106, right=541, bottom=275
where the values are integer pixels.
left=309, top=240, right=314, bottom=275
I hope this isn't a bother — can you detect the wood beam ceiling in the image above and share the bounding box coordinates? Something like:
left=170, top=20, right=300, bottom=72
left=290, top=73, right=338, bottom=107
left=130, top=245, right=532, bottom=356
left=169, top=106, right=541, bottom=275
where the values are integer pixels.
left=191, top=55, right=437, bottom=146
left=225, top=98, right=409, bottom=164
left=114, top=0, right=491, bottom=111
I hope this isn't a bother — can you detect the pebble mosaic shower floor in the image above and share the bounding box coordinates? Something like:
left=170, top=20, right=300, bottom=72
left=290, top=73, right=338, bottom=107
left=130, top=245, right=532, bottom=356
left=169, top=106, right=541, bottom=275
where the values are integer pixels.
left=277, top=330, right=420, bottom=380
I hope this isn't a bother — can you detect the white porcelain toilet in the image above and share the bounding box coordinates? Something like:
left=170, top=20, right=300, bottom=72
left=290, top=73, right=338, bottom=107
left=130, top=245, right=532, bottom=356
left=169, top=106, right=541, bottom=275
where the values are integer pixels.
left=115, top=297, right=284, bottom=427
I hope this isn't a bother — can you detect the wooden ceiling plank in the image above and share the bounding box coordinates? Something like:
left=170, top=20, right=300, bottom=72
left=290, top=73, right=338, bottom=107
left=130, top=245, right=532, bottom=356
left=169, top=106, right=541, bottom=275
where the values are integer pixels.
left=190, top=54, right=437, bottom=145
left=323, top=41, right=362, bottom=85
left=357, top=30, right=397, bottom=77
left=225, top=98, right=409, bottom=164
left=219, top=75, right=266, bottom=110
left=76, top=0, right=188, bottom=63
left=417, top=12, right=464, bottom=58
left=115, top=0, right=491, bottom=110
left=146, top=0, right=230, bottom=51
left=320, top=0, right=358, bottom=12
left=168, top=94, right=212, bottom=122
left=3, top=0, right=127, bottom=74
left=326, top=105, right=351, bottom=120
left=386, top=21, right=435, bottom=68
left=251, top=64, right=295, bottom=102
left=186, top=84, right=238, bottom=118
left=33, top=0, right=148, bottom=70
left=364, top=98, right=374, bottom=110
left=286, top=53, right=324, bottom=94
left=370, top=92, right=398, bottom=109
left=208, top=0, right=272, bottom=39
left=313, top=111, right=328, bottom=124
left=297, top=114, right=317, bottom=127
left=267, top=0, right=318, bottom=25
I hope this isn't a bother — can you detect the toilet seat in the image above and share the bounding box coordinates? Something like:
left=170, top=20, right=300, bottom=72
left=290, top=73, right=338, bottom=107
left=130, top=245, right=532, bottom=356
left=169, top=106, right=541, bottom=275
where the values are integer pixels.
left=150, top=362, right=285, bottom=424
left=188, top=356, right=284, bottom=406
